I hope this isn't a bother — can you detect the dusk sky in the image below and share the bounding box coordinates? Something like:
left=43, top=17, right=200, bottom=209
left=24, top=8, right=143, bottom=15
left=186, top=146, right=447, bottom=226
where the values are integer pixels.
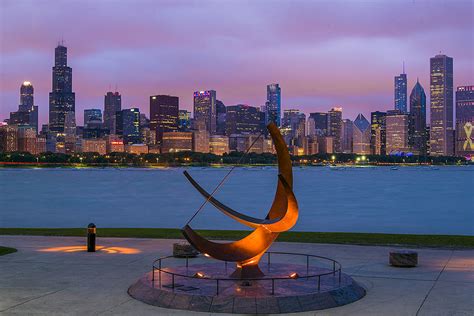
left=1, top=0, right=473, bottom=126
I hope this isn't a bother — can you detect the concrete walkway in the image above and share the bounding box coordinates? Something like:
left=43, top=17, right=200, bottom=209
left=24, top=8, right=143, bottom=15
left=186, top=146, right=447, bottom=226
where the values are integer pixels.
left=0, top=236, right=472, bottom=315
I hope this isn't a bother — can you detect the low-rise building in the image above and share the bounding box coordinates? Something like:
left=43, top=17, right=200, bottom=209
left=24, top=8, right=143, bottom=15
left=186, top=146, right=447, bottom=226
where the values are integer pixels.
left=162, top=131, right=193, bottom=153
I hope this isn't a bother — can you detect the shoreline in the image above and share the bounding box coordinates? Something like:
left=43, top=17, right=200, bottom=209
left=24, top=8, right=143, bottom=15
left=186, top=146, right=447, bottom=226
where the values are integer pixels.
left=0, top=161, right=471, bottom=168
left=1, top=228, right=473, bottom=249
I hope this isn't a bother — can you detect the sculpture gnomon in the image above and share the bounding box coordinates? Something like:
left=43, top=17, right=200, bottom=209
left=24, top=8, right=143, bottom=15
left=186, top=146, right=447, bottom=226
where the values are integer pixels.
left=182, top=123, right=298, bottom=278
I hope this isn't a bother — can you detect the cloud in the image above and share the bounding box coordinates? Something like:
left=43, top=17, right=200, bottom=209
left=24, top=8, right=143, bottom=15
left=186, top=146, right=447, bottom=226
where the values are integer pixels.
left=0, top=0, right=472, bottom=125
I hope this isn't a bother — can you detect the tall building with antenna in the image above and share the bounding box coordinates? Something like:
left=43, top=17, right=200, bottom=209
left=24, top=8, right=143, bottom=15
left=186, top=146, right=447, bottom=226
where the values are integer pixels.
left=394, top=63, right=407, bottom=113
left=49, top=43, right=75, bottom=134
left=104, top=91, right=121, bottom=134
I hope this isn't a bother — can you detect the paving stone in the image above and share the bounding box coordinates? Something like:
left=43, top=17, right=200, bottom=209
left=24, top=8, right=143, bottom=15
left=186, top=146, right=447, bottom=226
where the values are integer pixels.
left=188, top=295, right=212, bottom=312
left=256, top=296, right=280, bottom=314
left=210, top=296, right=234, bottom=313
left=278, top=295, right=302, bottom=313
left=233, top=297, right=257, bottom=314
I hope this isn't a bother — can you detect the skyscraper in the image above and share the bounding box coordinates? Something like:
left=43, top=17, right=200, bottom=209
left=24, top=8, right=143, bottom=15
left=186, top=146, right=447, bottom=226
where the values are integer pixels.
left=370, top=111, right=386, bottom=155
left=178, top=110, right=191, bottom=131
left=225, top=105, right=261, bottom=136
left=117, top=108, right=141, bottom=144
left=84, top=109, right=102, bottom=127
left=341, top=119, right=353, bottom=153
left=409, top=80, right=427, bottom=155
left=430, top=54, right=454, bottom=156
left=266, top=83, right=281, bottom=127
left=9, top=81, right=38, bottom=133
left=216, top=100, right=226, bottom=135
left=455, top=86, right=474, bottom=157
left=193, top=90, right=217, bottom=134
left=19, top=81, right=34, bottom=111
left=386, top=110, right=409, bottom=154
left=49, top=44, right=75, bottom=134
left=308, top=112, right=328, bottom=136
left=352, top=114, right=371, bottom=154
left=328, top=107, right=343, bottom=153
left=103, top=91, right=121, bottom=134
left=150, top=95, right=179, bottom=145
left=394, top=72, right=407, bottom=113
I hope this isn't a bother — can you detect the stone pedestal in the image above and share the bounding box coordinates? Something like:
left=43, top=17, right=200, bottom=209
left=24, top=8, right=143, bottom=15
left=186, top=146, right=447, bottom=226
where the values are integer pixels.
left=389, top=250, right=418, bottom=267
left=173, top=242, right=199, bottom=258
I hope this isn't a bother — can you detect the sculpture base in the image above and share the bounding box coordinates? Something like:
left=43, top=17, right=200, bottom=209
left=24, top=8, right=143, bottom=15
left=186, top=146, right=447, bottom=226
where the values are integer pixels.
left=129, top=263, right=365, bottom=314
left=230, top=264, right=265, bottom=279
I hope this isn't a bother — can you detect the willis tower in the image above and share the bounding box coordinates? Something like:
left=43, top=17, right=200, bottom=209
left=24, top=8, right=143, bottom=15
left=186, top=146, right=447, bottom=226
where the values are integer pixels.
left=49, top=44, right=75, bottom=134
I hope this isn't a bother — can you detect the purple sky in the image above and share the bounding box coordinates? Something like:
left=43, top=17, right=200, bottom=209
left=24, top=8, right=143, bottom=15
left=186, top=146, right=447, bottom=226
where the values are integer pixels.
left=1, top=0, right=473, bottom=126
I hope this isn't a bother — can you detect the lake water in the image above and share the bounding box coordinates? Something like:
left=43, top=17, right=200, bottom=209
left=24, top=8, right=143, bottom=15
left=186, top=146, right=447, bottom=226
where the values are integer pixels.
left=1, top=166, right=473, bottom=235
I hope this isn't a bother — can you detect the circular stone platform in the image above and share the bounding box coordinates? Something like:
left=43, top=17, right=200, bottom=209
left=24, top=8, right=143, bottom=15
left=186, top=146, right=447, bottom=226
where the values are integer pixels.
left=129, top=262, right=365, bottom=313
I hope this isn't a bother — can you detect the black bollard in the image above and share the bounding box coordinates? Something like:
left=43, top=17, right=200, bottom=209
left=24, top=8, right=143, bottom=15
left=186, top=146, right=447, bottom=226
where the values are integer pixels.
left=87, top=223, right=96, bottom=252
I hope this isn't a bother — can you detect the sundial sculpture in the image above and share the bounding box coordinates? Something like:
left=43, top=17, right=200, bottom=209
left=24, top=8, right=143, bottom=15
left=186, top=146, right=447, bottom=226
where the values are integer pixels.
left=181, top=122, right=298, bottom=278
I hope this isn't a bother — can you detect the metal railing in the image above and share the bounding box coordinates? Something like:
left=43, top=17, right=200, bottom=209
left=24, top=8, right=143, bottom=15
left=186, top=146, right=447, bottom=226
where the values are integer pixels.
left=151, top=251, right=342, bottom=295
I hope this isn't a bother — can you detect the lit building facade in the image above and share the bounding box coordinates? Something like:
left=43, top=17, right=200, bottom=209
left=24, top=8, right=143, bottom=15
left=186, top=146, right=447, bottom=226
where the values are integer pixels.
left=371, top=111, right=386, bottom=155
left=81, top=138, right=107, bottom=155
left=430, top=54, right=454, bottom=156
left=106, top=135, right=124, bottom=153
left=209, top=135, right=229, bottom=155
left=266, top=83, right=281, bottom=127
left=193, top=90, right=216, bottom=134
left=192, top=129, right=210, bottom=153
left=328, top=107, right=343, bottom=153
left=162, top=131, right=193, bottom=153
left=0, top=125, right=18, bottom=152
left=49, top=45, right=75, bottom=135
left=103, top=91, right=121, bottom=134
left=455, top=85, right=474, bottom=157
left=394, top=73, right=407, bottom=113
left=409, top=80, right=427, bottom=155
left=150, top=95, right=179, bottom=145
left=386, top=110, right=409, bottom=154
left=125, top=144, right=148, bottom=154
left=17, top=125, right=37, bottom=153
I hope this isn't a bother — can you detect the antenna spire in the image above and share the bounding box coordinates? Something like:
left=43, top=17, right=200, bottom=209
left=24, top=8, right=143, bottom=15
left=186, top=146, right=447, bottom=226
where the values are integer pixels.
left=403, top=61, right=405, bottom=74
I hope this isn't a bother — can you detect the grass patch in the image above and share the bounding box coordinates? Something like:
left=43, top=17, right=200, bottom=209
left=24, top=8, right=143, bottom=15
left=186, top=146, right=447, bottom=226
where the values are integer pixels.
left=0, top=246, right=17, bottom=256
left=0, top=228, right=472, bottom=249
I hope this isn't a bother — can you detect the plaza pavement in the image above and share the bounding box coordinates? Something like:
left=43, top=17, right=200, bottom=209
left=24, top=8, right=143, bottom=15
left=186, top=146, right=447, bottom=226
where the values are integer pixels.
left=0, top=235, right=473, bottom=316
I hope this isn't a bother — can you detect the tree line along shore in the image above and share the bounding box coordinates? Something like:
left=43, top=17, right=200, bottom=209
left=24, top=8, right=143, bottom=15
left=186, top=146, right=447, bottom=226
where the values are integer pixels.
left=0, top=151, right=469, bottom=167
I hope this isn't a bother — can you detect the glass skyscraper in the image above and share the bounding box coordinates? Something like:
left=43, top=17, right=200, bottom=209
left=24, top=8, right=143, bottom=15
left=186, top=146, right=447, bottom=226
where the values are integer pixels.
left=49, top=44, right=75, bottom=134
left=266, top=83, right=281, bottom=127
left=352, top=114, right=371, bottom=154
left=394, top=73, right=407, bottom=113
left=409, top=80, right=427, bottom=155
left=430, top=54, right=454, bottom=156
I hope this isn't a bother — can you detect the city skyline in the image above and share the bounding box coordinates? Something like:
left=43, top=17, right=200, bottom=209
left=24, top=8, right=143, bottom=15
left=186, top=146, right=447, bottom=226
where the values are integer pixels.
left=1, top=1, right=473, bottom=126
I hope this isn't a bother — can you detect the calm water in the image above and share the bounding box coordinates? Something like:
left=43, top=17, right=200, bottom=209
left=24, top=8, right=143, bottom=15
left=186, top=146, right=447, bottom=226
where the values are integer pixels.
left=0, top=166, right=473, bottom=235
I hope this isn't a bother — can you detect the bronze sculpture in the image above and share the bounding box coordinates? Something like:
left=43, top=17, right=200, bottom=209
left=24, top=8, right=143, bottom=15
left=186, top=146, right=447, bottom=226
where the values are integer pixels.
left=182, top=122, right=298, bottom=278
